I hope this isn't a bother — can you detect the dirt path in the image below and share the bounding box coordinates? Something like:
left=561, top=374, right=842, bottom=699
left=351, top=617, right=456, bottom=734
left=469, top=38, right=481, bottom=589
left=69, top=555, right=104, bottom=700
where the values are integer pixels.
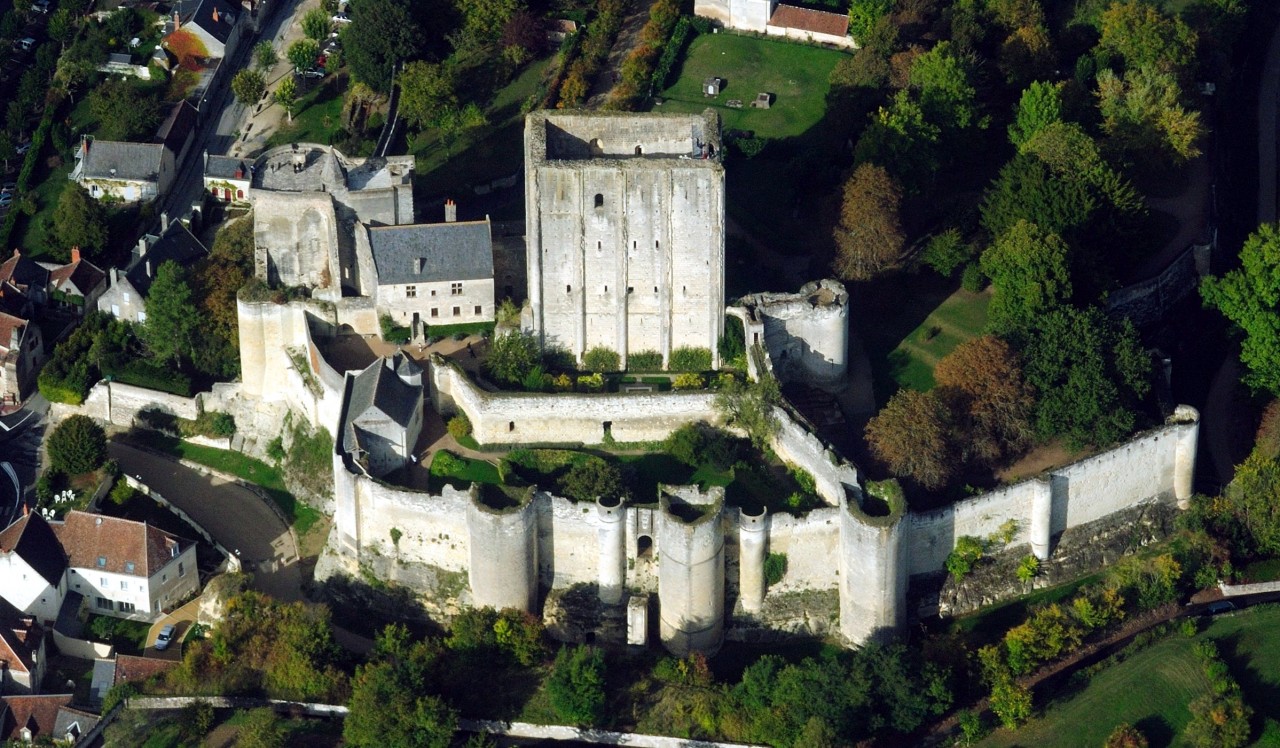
left=1134, top=155, right=1212, bottom=279
left=587, top=0, right=652, bottom=105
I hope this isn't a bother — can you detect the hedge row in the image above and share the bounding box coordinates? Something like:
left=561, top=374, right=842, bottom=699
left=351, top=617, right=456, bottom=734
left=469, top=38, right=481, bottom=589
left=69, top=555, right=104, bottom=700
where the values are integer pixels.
left=556, top=0, right=627, bottom=108
left=650, top=16, right=709, bottom=93
left=0, top=108, right=56, bottom=250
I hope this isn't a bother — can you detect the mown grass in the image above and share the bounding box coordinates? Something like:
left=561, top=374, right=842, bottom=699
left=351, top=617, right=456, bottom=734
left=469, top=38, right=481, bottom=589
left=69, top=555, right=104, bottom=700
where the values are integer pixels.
left=131, top=432, right=321, bottom=534
left=265, top=73, right=349, bottom=149
left=657, top=34, right=846, bottom=140
left=978, top=605, right=1280, bottom=748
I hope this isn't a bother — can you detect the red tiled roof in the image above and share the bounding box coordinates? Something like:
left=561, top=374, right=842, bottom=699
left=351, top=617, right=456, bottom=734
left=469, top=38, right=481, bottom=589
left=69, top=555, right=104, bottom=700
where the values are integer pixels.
left=0, top=694, right=71, bottom=742
left=0, top=617, right=42, bottom=675
left=767, top=4, right=849, bottom=36
left=48, top=258, right=106, bottom=298
left=50, top=511, right=192, bottom=579
left=112, top=654, right=176, bottom=687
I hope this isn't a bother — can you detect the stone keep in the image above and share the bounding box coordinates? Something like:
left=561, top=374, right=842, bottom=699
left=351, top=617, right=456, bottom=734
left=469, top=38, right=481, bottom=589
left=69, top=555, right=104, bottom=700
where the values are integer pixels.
left=524, top=111, right=726, bottom=368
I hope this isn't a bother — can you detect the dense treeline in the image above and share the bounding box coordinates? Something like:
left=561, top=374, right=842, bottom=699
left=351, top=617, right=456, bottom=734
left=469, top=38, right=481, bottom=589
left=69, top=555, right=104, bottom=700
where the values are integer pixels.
left=842, top=0, right=1249, bottom=497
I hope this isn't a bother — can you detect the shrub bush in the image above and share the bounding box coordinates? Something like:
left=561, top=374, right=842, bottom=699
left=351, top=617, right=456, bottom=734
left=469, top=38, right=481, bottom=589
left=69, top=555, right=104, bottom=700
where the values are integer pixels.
left=764, top=552, right=787, bottom=586
left=582, top=346, right=620, bottom=373
left=673, top=372, right=705, bottom=390
left=719, top=315, right=746, bottom=366
left=961, top=262, right=985, bottom=292
left=627, top=350, right=663, bottom=372
left=380, top=314, right=411, bottom=344
left=576, top=372, right=604, bottom=392
left=945, top=535, right=985, bottom=580
left=650, top=15, right=698, bottom=91
left=669, top=346, right=712, bottom=372
left=547, top=645, right=606, bottom=727
left=48, top=415, right=107, bottom=476
left=447, top=413, right=472, bottom=441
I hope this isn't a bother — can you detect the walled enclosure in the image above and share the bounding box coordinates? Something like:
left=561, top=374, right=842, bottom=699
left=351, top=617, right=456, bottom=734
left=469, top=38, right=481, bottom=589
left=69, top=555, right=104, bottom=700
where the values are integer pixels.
left=524, top=111, right=726, bottom=369
left=731, top=279, right=849, bottom=388
left=318, top=336, right=1201, bottom=653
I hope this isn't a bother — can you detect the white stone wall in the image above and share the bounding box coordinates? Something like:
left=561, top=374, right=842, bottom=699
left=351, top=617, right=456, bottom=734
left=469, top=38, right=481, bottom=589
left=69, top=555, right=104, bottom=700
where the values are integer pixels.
left=539, top=493, right=603, bottom=589
left=761, top=508, right=841, bottom=591
left=0, top=555, right=63, bottom=623
left=764, top=24, right=856, bottom=49
left=67, top=546, right=196, bottom=620
left=376, top=279, right=495, bottom=327
left=251, top=192, right=342, bottom=290
left=906, top=482, right=1039, bottom=576
left=430, top=357, right=721, bottom=445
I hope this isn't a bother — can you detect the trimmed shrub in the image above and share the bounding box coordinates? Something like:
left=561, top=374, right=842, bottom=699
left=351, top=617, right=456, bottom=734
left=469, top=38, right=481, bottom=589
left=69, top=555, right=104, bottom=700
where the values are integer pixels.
left=447, top=413, right=472, bottom=441
left=961, top=262, right=985, bottom=292
left=719, top=315, right=746, bottom=366
left=669, top=346, right=712, bottom=372
left=627, top=350, right=663, bottom=372
left=380, top=314, right=411, bottom=344
left=764, top=552, right=787, bottom=586
left=673, top=372, right=705, bottom=390
left=48, top=415, right=107, bottom=475
left=582, top=346, right=620, bottom=373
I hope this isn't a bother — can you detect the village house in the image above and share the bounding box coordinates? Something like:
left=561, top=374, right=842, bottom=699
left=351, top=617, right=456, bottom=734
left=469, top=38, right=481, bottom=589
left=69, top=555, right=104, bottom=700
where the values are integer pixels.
left=71, top=139, right=175, bottom=204
left=170, top=0, right=246, bottom=61
left=0, top=250, right=49, bottom=306
left=0, top=289, right=44, bottom=408
left=0, top=600, right=46, bottom=695
left=98, top=218, right=208, bottom=323
left=0, top=512, right=66, bottom=627
left=0, top=694, right=97, bottom=745
left=202, top=152, right=252, bottom=204
left=41, top=249, right=107, bottom=316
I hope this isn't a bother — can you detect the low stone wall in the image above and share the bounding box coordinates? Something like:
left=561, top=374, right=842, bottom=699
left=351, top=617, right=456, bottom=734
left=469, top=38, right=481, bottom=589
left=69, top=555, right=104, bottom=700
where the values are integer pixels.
left=459, top=718, right=765, bottom=747
left=126, top=475, right=241, bottom=573
left=52, top=629, right=112, bottom=659
left=127, top=696, right=348, bottom=717
left=1219, top=580, right=1280, bottom=597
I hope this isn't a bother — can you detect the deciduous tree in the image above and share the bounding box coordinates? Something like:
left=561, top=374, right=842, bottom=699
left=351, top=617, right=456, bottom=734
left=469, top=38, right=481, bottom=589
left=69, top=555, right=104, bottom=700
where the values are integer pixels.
left=1019, top=306, right=1150, bottom=447
left=286, top=38, right=320, bottom=73
left=301, top=7, right=331, bottom=41
left=854, top=91, right=940, bottom=190
left=343, top=0, right=423, bottom=93
left=832, top=163, right=905, bottom=281
left=485, top=330, right=541, bottom=386
left=231, top=69, right=265, bottom=106
left=547, top=645, right=606, bottom=727
left=254, top=40, right=278, bottom=71
left=398, top=61, right=459, bottom=130
left=1183, top=692, right=1251, bottom=748
left=1008, top=81, right=1062, bottom=148
left=51, top=183, right=107, bottom=258
left=908, top=41, right=978, bottom=133
left=88, top=78, right=160, bottom=140
left=1202, top=223, right=1280, bottom=394
left=1096, top=67, right=1204, bottom=164
left=273, top=75, right=297, bottom=123
left=981, top=153, right=1096, bottom=239
left=848, top=0, right=892, bottom=46
left=935, top=335, right=1035, bottom=464
left=1099, top=0, right=1197, bottom=76
left=865, top=388, right=956, bottom=490
left=980, top=220, right=1074, bottom=335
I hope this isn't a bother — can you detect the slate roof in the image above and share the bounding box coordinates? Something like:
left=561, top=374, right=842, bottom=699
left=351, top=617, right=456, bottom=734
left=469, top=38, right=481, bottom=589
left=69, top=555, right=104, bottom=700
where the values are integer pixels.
left=154, top=101, right=198, bottom=154
left=124, top=221, right=208, bottom=297
left=0, top=250, right=49, bottom=294
left=80, top=140, right=165, bottom=182
left=204, top=154, right=251, bottom=180
left=90, top=658, right=115, bottom=704
left=185, top=0, right=239, bottom=45
left=50, top=511, right=192, bottom=578
left=51, top=706, right=99, bottom=744
left=368, top=219, right=493, bottom=286
left=0, top=694, right=72, bottom=743
left=767, top=4, right=849, bottom=36
left=341, top=354, right=422, bottom=455
left=0, top=513, right=67, bottom=587
left=48, top=254, right=106, bottom=298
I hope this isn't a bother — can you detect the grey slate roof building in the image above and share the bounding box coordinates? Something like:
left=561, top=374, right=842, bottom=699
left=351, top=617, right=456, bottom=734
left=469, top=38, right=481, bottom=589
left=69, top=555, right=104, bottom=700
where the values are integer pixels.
left=78, top=141, right=165, bottom=182
left=368, top=219, right=494, bottom=286
left=124, top=221, right=207, bottom=296
left=204, top=154, right=252, bottom=180
left=340, top=353, right=424, bottom=478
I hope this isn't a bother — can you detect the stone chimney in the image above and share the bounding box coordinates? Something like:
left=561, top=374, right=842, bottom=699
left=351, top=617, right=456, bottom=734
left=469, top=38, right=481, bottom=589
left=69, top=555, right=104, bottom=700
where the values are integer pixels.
left=444, top=199, right=456, bottom=223
left=160, top=212, right=169, bottom=232
left=212, top=6, right=219, bottom=23
left=145, top=260, right=152, bottom=278
left=70, top=247, right=80, bottom=264
left=173, top=9, right=180, bottom=30
left=136, top=236, right=148, bottom=256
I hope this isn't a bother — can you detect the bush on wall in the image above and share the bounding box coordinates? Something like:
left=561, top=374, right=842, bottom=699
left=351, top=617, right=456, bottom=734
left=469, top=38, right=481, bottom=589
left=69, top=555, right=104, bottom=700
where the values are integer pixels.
left=582, top=346, right=621, bottom=373
left=669, top=347, right=712, bottom=372
left=627, top=350, right=663, bottom=372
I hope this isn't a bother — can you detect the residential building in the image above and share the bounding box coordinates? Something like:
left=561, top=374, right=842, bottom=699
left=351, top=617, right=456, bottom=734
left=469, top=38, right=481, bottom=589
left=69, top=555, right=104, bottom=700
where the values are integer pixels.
left=358, top=212, right=496, bottom=332
left=0, top=512, right=66, bottom=625
left=98, top=219, right=208, bottom=324
left=694, top=0, right=853, bottom=47
left=339, top=353, right=424, bottom=478
left=0, top=694, right=82, bottom=744
left=0, top=250, right=49, bottom=306
left=42, top=249, right=107, bottom=316
left=71, top=139, right=175, bottom=204
left=0, top=289, right=44, bottom=407
left=53, top=511, right=199, bottom=621
left=154, top=101, right=200, bottom=176
left=202, top=152, right=252, bottom=203
left=0, top=605, right=46, bottom=695
left=171, top=0, right=246, bottom=60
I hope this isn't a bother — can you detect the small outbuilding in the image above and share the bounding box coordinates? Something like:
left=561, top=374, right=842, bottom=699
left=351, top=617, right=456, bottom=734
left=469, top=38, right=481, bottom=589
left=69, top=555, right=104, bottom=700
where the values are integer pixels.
left=703, top=77, right=722, bottom=96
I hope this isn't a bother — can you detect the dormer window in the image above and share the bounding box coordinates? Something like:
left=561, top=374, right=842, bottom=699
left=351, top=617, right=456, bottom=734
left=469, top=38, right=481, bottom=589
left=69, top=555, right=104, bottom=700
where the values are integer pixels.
left=169, top=543, right=179, bottom=559
left=124, top=561, right=135, bottom=574
left=96, top=556, right=106, bottom=568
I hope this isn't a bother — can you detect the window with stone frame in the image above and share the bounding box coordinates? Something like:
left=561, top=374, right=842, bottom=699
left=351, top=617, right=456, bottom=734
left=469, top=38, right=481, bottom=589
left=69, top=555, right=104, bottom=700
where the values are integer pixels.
left=451, top=282, right=463, bottom=296
left=406, top=285, right=417, bottom=298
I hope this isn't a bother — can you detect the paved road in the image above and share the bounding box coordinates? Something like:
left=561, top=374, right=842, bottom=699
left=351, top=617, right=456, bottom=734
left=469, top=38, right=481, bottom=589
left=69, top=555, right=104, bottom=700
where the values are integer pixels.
left=108, top=440, right=303, bottom=603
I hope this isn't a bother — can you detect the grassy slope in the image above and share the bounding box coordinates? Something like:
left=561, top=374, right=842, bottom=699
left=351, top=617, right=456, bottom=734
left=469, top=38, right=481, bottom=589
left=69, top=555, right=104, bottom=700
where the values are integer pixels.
left=978, top=605, right=1280, bottom=748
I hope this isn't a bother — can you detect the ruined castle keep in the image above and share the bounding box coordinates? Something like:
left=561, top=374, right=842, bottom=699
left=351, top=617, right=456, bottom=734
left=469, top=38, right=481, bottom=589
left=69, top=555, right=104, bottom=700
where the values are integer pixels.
left=523, top=111, right=727, bottom=368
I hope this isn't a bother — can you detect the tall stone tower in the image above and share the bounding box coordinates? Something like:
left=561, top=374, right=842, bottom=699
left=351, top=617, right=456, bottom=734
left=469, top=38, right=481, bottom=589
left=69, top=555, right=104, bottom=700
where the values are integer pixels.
left=524, top=111, right=726, bottom=369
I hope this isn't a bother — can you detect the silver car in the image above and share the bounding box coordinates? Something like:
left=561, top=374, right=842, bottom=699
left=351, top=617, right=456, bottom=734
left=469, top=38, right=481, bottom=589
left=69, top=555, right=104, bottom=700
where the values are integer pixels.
left=154, top=624, right=176, bottom=651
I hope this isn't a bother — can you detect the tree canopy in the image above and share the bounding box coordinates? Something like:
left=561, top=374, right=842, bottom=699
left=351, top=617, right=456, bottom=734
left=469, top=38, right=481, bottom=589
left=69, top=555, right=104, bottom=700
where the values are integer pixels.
left=88, top=78, right=159, bottom=141
left=1008, top=81, right=1062, bottom=148
left=343, top=0, right=423, bottom=93
left=51, top=183, right=108, bottom=259
left=980, top=220, right=1074, bottom=335
left=864, top=388, right=956, bottom=490
left=231, top=69, right=265, bottom=106
left=832, top=163, right=905, bottom=281
left=142, top=261, right=199, bottom=366
left=47, top=414, right=106, bottom=475
left=1202, top=223, right=1280, bottom=394
left=934, top=335, right=1035, bottom=465
left=1098, top=0, right=1197, bottom=76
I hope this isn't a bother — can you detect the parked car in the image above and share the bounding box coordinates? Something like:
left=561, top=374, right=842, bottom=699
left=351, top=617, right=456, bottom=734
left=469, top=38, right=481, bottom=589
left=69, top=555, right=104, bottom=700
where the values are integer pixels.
left=155, top=624, right=176, bottom=651
left=0, top=193, right=13, bottom=207
left=30, top=1, right=49, bottom=13
left=14, top=143, right=31, bottom=155
left=331, top=12, right=351, bottom=23
left=15, top=38, right=36, bottom=52
left=300, top=67, right=325, bottom=78
left=1205, top=601, right=1236, bottom=616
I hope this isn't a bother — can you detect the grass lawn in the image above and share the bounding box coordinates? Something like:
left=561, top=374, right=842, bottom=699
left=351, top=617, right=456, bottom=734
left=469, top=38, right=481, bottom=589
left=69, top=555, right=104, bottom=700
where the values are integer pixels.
left=977, top=605, right=1280, bottom=748
left=128, top=432, right=321, bottom=535
left=429, top=450, right=503, bottom=489
left=657, top=34, right=845, bottom=140
left=266, top=73, right=349, bottom=150
left=411, top=58, right=551, bottom=199
left=851, top=271, right=991, bottom=404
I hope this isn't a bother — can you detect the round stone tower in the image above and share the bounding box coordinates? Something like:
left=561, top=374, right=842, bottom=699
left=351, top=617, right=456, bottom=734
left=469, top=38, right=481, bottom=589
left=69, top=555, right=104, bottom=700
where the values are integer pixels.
left=838, top=483, right=906, bottom=645
left=657, top=485, right=725, bottom=656
left=597, top=495, right=627, bottom=605
left=737, top=506, right=767, bottom=615
left=466, top=489, right=539, bottom=612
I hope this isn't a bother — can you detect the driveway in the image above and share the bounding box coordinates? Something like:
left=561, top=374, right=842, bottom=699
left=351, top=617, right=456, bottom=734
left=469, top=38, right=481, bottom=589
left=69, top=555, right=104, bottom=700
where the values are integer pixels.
left=107, top=440, right=303, bottom=603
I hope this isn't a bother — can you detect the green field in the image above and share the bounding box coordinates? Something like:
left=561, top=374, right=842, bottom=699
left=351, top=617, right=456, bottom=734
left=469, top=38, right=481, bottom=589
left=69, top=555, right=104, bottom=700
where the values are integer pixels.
left=979, top=605, right=1280, bottom=748
left=266, top=73, right=348, bottom=150
left=884, top=288, right=990, bottom=393
left=657, top=34, right=845, bottom=139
